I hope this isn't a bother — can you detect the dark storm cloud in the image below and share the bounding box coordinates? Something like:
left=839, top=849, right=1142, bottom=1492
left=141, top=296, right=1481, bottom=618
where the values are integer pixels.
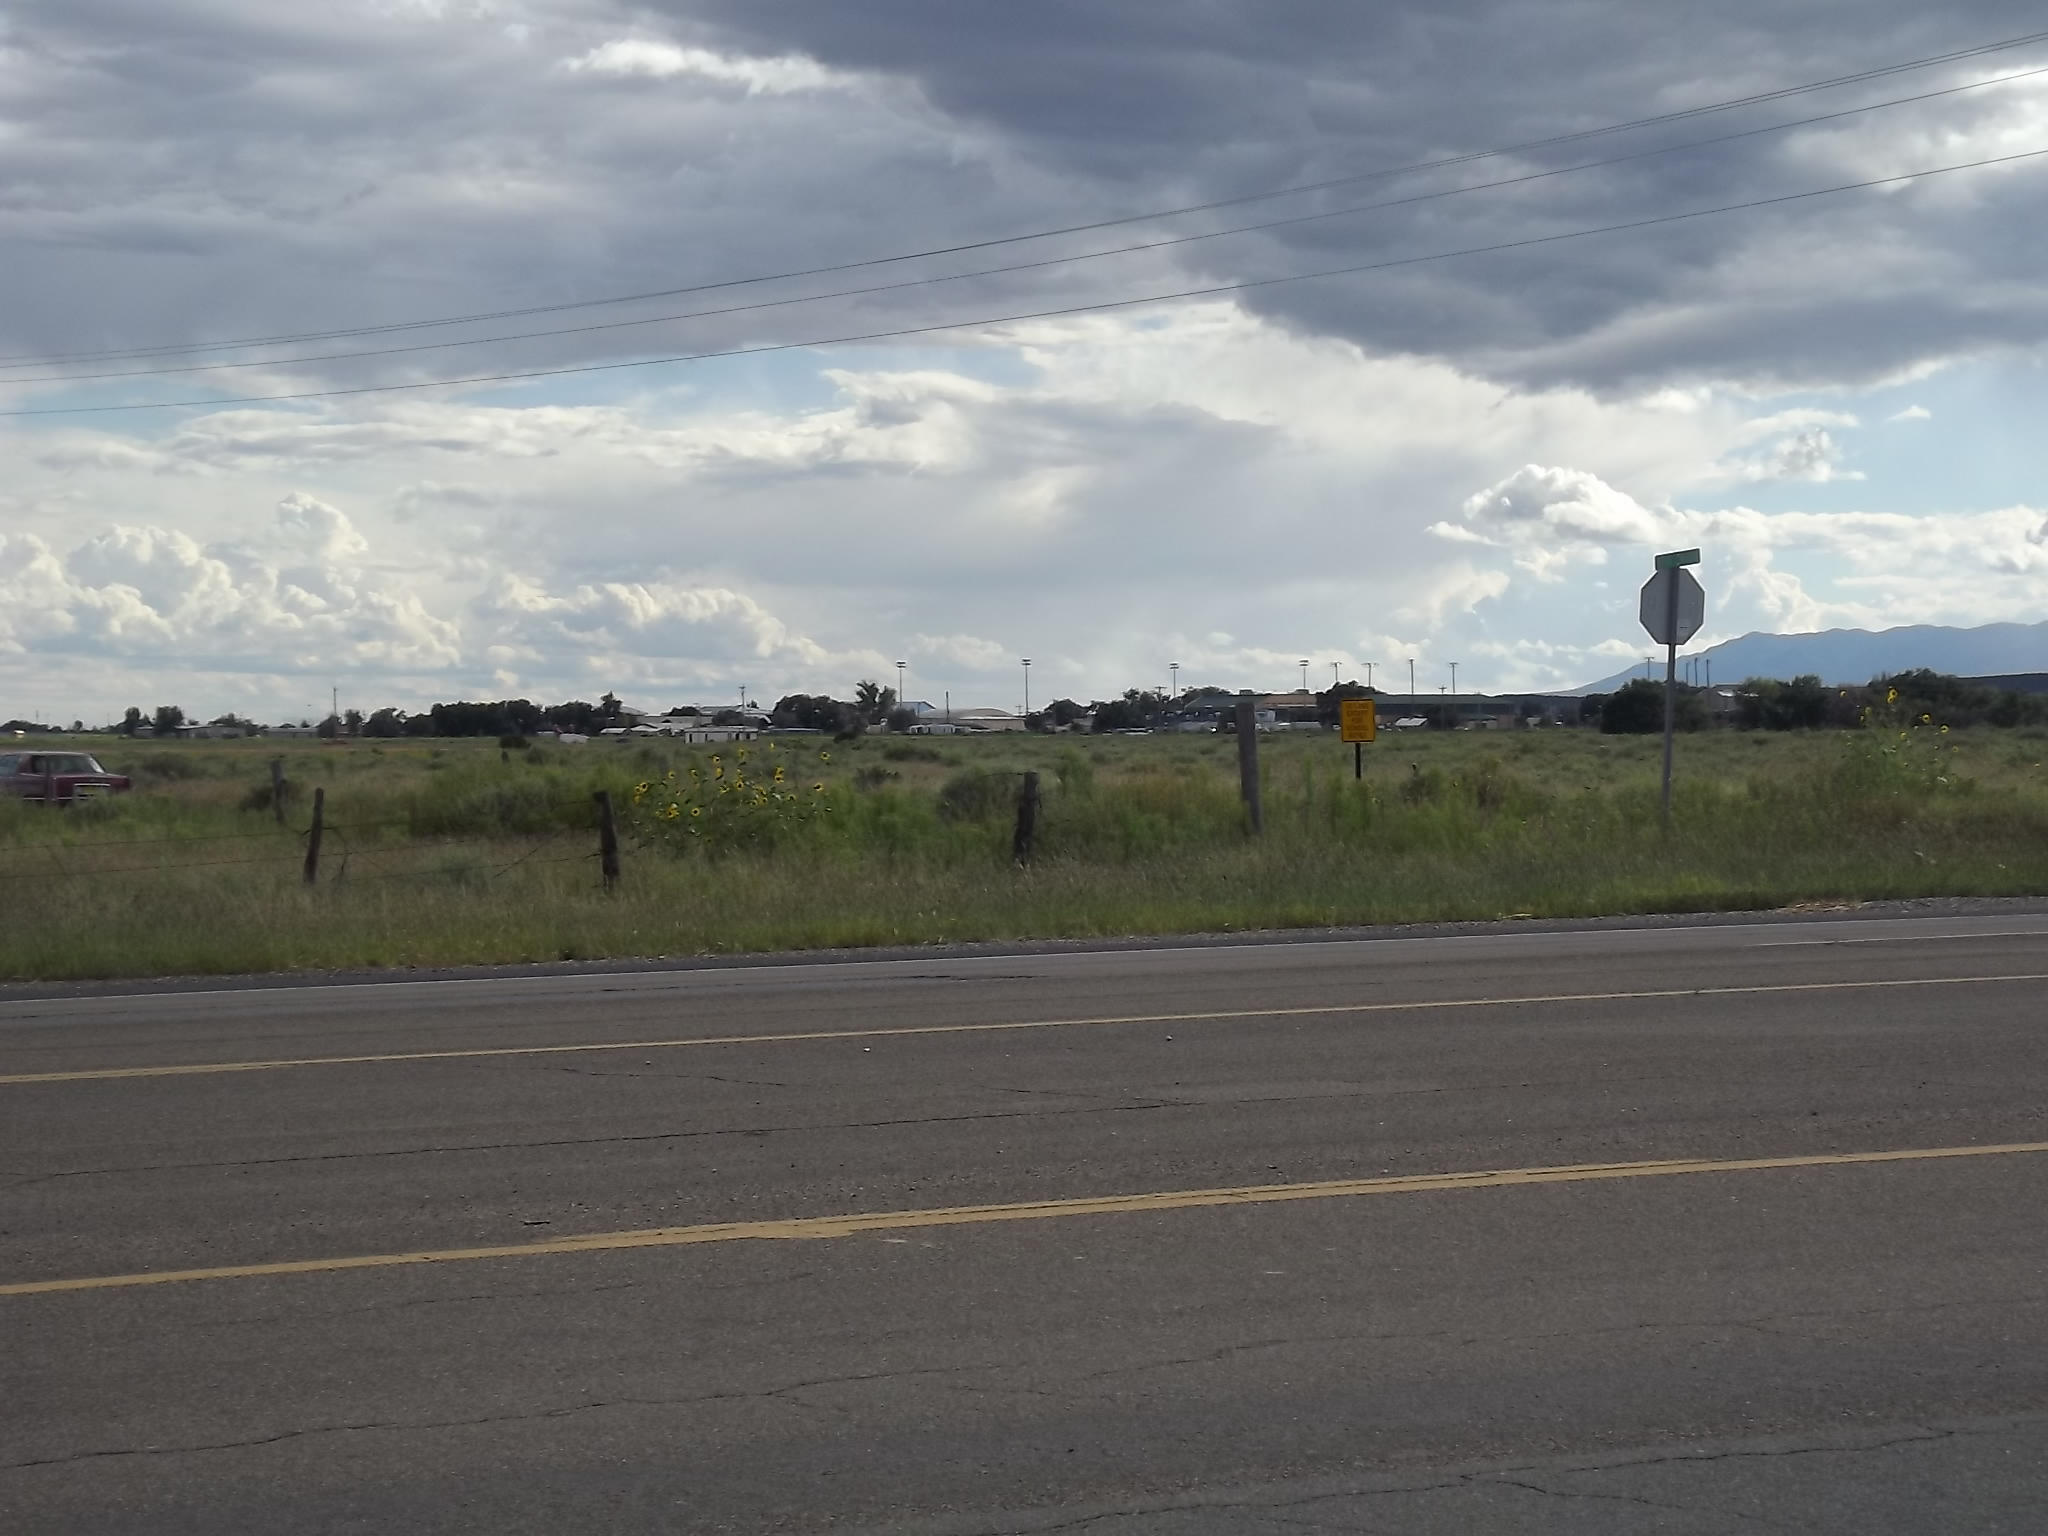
left=669, top=0, right=2048, bottom=387
left=3, top=0, right=2045, bottom=397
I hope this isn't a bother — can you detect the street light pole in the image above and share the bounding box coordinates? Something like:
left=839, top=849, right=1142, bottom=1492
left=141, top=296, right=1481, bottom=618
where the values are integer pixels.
left=1021, top=658, right=1031, bottom=718
left=1299, top=659, right=1309, bottom=693
left=1449, top=662, right=1459, bottom=728
left=1408, top=658, right=1416, bottom=705
left=1170, top=661, right=1179, bottom=699
left=895, top=659, right=906, bottom=718
left=1365, top=661, right=1374, bottom=692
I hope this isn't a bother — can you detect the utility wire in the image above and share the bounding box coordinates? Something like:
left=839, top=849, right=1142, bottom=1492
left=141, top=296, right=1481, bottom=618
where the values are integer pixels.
left=3, top=26, right=2044, bottom=370
left=7, top=144, right=2041, bottom=419
left=17, top=65, right=2042, bottom=387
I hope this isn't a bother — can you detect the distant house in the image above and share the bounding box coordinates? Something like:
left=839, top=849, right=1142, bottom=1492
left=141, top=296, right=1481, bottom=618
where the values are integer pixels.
left=672, top=722, right=758, bottom=743
left=1171, top=702, right=1278, bottom=732
left=622, top=714, right=759, bottom=743
left=949, top=708, right=1030, bottom=733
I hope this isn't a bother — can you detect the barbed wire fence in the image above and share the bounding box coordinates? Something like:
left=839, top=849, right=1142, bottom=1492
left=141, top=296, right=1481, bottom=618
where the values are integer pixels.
left=0, top=787, right=623, bottom=890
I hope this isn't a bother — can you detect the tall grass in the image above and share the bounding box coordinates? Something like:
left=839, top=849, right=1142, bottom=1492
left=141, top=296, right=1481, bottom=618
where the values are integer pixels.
left=3, top=725, right=2045, bottom=980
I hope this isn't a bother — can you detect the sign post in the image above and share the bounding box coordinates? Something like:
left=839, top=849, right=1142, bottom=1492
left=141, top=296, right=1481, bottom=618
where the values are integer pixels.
left=1639, top=550, right=1705, bottom=829
left=1339, top=697, right=1377, bottom=779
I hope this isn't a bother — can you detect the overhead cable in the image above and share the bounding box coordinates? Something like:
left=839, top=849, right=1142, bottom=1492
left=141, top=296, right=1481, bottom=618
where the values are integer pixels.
left=3, top=26, right=2045, bottom=370
left=6, top=144, right=2041, bottom=418
left=14, top=64, right=2043, bottom=387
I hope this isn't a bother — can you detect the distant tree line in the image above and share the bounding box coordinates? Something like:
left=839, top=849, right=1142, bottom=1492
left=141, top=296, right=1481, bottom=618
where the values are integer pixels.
left=64, top=668, right=2046, bottom=744
left=1584, top=670, right=2048, bottom=735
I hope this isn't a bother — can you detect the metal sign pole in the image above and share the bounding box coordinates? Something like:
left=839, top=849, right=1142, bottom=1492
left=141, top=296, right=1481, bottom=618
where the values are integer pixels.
left=1644, top=549, right=1703, bottom=834
left=1661, top=631, right=1677, bottom=828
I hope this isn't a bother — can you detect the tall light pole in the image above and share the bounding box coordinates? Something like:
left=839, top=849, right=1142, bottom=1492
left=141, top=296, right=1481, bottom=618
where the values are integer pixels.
left=1449, top=661, right=1459, bottom=727
left=1170, top=661, right=1179, bottom=699
left=1408, top=658, right=1416, bottom=703
left=738, top=683, right=747, bottom=712
left=1365, top=661, right=1375, bottom=692
left=1330, top=662, right=1339, bottom=689
left=1299, top=659, right=1309, bottom=693
left=1021, top=658, right=1031, bottom=717
left=895, top=659, right=906, bottom=715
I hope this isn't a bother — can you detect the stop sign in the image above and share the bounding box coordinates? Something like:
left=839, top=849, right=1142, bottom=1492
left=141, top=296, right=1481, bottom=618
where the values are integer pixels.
left=1640, top=568, right=1705, bottom=646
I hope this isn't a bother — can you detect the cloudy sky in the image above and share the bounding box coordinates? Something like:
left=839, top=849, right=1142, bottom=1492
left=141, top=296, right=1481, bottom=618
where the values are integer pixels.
left=3, top=1, right=2045, bottom=723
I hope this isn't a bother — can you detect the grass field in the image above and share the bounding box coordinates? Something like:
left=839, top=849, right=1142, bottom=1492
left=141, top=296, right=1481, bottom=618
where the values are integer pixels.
left=4, top=719, right=2046, bottom=981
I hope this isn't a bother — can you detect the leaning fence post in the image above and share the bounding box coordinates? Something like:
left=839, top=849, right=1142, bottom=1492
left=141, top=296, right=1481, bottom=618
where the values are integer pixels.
left=1012, top=771, right=1040, bottom=863
left=269, top=756, right=287, bottom=825
left=594, top=790, right=621, bottom=892
left=302, top=787, right=325, bottom=886
left=1235, top=690, right=1263, bottom=835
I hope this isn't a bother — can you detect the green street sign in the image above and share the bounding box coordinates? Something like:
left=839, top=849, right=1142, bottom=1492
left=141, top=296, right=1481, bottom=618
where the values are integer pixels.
left=1655, top=548, right=1702, bottom=570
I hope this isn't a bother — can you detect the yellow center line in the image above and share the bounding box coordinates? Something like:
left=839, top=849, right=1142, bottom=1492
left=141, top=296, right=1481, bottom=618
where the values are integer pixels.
left=6, top=1139, right=2044, bottom=1298
left=4, top=972, right=2045, bottom=1087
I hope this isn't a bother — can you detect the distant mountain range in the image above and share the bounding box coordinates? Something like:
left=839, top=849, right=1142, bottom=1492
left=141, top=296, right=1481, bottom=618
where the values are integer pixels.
left=1575, top=620, right=2048, bottom=694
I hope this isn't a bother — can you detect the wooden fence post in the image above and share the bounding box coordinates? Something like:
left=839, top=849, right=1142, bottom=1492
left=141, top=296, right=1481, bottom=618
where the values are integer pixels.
left=269, top=757, right=287, bottom=825
left=1012, top=771, right=1040, bottom=863
left=1235, top=691, right=1263, bottom=835
left=302, top=787, right=325, bottom=886
left=594, top=790, right=621, bottom=892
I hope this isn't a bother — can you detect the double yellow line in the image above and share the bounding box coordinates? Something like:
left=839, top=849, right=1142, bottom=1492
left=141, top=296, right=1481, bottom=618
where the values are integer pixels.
left=7, top=1140, right=2044, bottom=1298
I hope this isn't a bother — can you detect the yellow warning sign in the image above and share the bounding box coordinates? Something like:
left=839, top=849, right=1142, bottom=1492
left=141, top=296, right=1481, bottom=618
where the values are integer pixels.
left=1339, top=698, right=1377, bottom=743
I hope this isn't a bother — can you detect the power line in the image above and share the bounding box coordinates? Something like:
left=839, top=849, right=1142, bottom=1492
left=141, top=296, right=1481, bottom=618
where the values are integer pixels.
left=17, top=64, right=2042, bottom=388
left=6, top=144, right=2041, bottom=419
left=3, top=27, right=2044, bottom=371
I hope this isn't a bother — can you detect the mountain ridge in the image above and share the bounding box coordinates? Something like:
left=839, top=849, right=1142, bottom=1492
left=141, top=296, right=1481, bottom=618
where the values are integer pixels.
left=1575, top=619, right=2048, bottom=694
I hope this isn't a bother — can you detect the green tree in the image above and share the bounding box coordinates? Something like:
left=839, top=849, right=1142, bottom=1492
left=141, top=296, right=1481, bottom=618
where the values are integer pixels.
left=854, top=680, right=897, bottom=724
left=1091, top=689, right=1167, bottom=732
left=119, top=706, right=144, bottom=737
left=1598, top=680, right=1706, bottom=734
left=1737, top=675, right=1834, bottom=730
left=152, top=704, right=185, bottom=736
left=1315, top=681, right=1373, bottom=728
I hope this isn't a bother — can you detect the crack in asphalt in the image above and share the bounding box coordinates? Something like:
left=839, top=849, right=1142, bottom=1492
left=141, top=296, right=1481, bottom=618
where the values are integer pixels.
left=975, top=1419, right=2039, bottom=1534
left=4, top=1358, right=1030, bottom=1472
left=0, top=1099, right=1198, bottom=1190
left=1487, top=1471, right=1809, bottom=1530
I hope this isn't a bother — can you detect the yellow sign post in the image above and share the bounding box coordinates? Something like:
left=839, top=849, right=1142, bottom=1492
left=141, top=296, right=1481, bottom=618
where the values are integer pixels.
left=1339, top=698, right=1376, bottom=779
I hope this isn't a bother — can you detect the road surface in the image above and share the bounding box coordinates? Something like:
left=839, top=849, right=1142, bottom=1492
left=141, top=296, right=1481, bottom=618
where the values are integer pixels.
left=5, top=913, right=2048, bottom=1532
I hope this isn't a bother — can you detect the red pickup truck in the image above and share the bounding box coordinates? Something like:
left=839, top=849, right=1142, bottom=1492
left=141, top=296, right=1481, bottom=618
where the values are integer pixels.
left=0, top=750, right=132, bottom=805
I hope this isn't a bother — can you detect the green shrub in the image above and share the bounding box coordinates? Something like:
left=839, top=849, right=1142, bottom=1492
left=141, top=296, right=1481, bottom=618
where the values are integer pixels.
left=622, top=743, right=833, bottom=855
left=937, top=767, right=1016, bottom=823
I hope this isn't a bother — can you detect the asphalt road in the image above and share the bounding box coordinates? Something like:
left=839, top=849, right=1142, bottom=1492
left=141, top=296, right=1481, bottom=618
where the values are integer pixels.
left=4, top=913, right=2048, bottom=1533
